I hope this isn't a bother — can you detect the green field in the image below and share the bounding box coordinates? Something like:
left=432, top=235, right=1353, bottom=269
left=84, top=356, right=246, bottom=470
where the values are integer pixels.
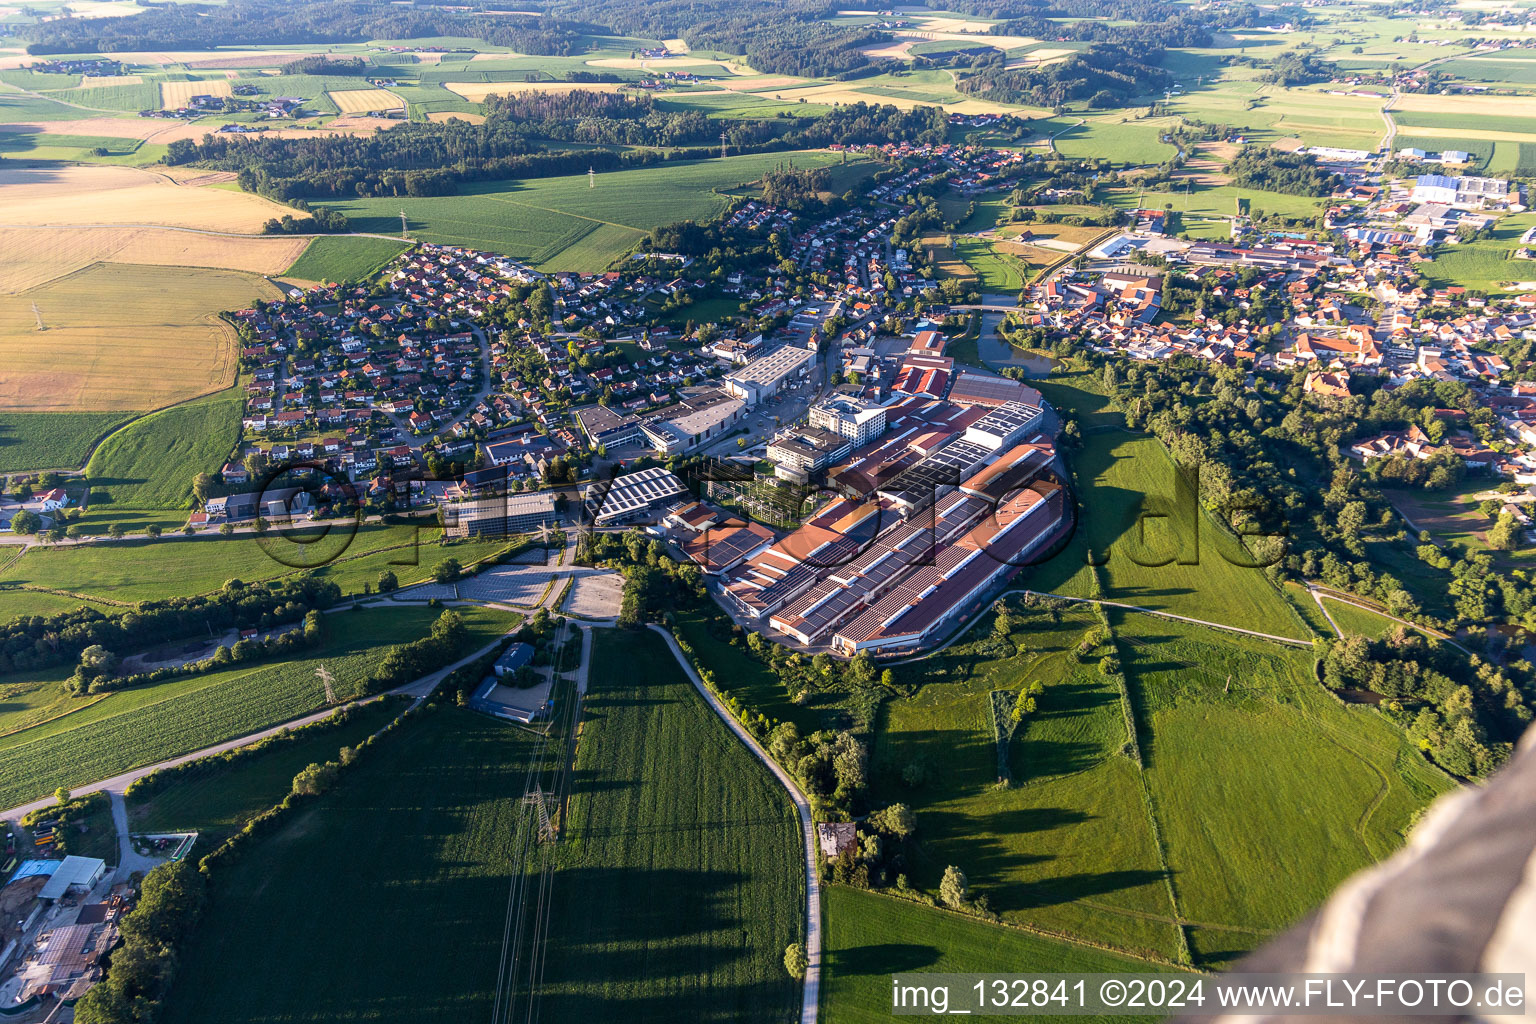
left=1420, top=212, right=1536, bottom=291
left=0, top=410, right=133, bottom=472
left=0, top=604, right=517, bottom=807
left=1104, top=183, right=1324, bottom=222
left=84, top=389, right=243, bottom=512
left=1320, top=596, right=1412, bottom=639
left=877, top=600, right=1180, bottom=959
left=538, top=627, right=804, bottom=1021
left=822, top=887, right=1168, bottom=1024
left=284, top=235, right=413, bottom=283
left=329, top=151, right=856, bottom=270
left=128, top=697, right=403, bottom=838
left=1027, top=422, right=1312, bottom=641
left=954, top=237, right=1031, bottom=293
left=0, top=522, right=510, bottom=602
left=160, top=706, right=548, bottom=1024
left=1113, top=612, right=1452, bottom=962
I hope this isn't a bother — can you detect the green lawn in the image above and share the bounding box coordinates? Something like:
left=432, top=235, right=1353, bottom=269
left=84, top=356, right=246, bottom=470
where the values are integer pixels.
left=822, top=887, right=1168, bottom=1024
left=1320, top=596, right=1413, bottom=639
left=128, top=697, right=404, bottom=839
left=328, top=151, right=854, bottom=270
left=0, top=604, right=517, bottom=808
left=84, top=388, right=243, bottom=511
left=0, top=410, right=134, bottom=473
left=283, top=236, right=413, bottom=283
left=160, top=705, right=552, bottom=1024
left=537, top=627, right=804, bottom=1021
left=954, top=236, right=1030, bottom=294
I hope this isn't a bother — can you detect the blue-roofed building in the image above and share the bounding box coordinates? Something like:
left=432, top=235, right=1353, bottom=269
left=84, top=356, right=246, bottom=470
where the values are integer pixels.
left=493, top=642, right=535, bottom=678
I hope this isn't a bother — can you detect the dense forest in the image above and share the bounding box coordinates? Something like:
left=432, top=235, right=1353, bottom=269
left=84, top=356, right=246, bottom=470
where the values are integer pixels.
left=954, top=43, right=1170, bottom=107
left=170, top=98, right=944, bottom=200
left=1227, top=148, right=1341, bottom=196
left=19, top=0, right=591, bottom=54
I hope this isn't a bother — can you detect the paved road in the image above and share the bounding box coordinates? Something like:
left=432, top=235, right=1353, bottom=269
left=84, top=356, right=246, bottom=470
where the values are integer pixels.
left=647, top=624, right=821, bottom=1024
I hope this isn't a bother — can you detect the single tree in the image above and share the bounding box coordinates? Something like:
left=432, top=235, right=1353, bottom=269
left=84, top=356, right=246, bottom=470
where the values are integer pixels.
left=783, top=943, right=808, bottom=980
left=940, top=865, right=968, bottom=908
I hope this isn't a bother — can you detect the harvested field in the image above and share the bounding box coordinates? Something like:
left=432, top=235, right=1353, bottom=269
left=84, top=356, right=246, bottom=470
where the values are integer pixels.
left=0, top=226, right=308, bottom=292
left=720, top=75, right=813, bottom=92
left=184, top=52, right=317, bottom=70
left=426, top=110, right=485, bottom=123
left=585, top=56, right=758, bottom=74
left=896, top=28, right=1037, bottom=49
left=0, top=163, right=297, bottom=232
left=1392, top=124, right=1536, bottom=143
left=75, top=73, right=143, bottom=87
left=860, top=40, right=919, bottom=60
left=1394, top=92, right=1533, bottom=115
left=757, top=81, right=1024, bottom=114
left=662, top=38, right=690, bottom=53
left=0, top=262, right=278, bottom=412
left=0, top=116, right=174, bottom=140
left=160, top=79, right=232, bottom=110
left=327, top=88, right=405, bottom=113
left=443, top=80, right=628, bottom=102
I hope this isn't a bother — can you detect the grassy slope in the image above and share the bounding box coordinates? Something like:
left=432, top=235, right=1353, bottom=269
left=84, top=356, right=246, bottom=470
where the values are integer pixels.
left=160, top=706, right=547, bottom=1024
left=538, top=627, right=803, bottom=1022
left=0, top=604, right=517, bottom=807
left=84, top=388, right=243, bottom=511
left=822, top=887, right=1167, bottom=1024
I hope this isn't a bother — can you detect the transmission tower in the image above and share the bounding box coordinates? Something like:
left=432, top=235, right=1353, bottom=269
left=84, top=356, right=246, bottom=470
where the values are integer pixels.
left=588, top=165, right=595, bottom=188
left=316, top=664, right=336, bottom=704
left=31, top=303, right=45, bottom=331
left=720, top=131, right=727, bottom=160
left=523, top=784, right=555, bottom=842
left=399, top=210, right=408, bottom=239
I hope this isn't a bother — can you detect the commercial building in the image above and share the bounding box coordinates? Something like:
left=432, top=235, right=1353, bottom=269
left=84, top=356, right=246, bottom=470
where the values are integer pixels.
left=585, top=465, right=689, bottom=526
left=809, top=394, right=886, bottom=445
left=440, top=491, right=560, bottom=537
left=767, top=426, right=852, bottom=475
left=641, top=388, right=746, bottom=455
left=948, top=369, right=1044, bottom=409
left=1410, top=173, right=1512, bottom=207
left=723, top=344, right=817, bottom=405
left=574, top=404, right=644, bottom=449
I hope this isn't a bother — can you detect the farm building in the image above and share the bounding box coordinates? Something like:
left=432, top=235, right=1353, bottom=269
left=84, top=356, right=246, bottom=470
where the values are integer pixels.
left=38, top=857, right=107, bottom=901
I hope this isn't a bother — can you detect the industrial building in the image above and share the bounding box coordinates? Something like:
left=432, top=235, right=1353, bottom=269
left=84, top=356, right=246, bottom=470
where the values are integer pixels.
left=575, top=404, right=644, bottom=449
left=767, top=426, right=852, bottom=476
left=948, top=369, right=1044, bottom=409
left=585, top=466, right=689, bottom=526
left=440, top=491, right=560, bottom=538
left=723, top=344, right=817, bottom=405
left=640, top=389, right=746, bottom=454
left=1410, top=174, right=1513, bottom=207
left=38, top=857, right=107, bottom=902
left=962, top=401, right=1046, bottom=451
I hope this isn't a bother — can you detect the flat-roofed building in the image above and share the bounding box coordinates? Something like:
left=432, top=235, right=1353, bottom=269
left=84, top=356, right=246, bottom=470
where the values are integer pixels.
left=723, top=344, right=816, bottom=405
left=768, top=426, right=852, bottom=475
left=585, top=466, right=689, bottom=527
left=441, top=491, right=560, bottom=537
left=575, top=404, right=643, bottom=449
left=948, top=369, right=1044, bottom=409
left=963, top=401, right=1045, bottom=451
left=641, top=389, right=746, bottom=455
left=809, top=394, right=886, bottom=445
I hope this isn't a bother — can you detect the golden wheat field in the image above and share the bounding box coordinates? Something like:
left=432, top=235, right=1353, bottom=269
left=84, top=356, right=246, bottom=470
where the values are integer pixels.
left=0, top=227, right=309, bottom=293
left=328, top=88, right=405, bottom=113
left=759, top=82, right=1024, bottom=115
left=0, top=165, right=296, bottom=232
left=426, top=110, right=486, bottom=123
left=160, top=78, right=232, bottom=109
left=0, top=263, right=280, bottom=412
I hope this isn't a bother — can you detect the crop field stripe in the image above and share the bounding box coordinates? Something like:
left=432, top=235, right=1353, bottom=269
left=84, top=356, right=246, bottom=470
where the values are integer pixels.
left=474, top=192, right=650, bottom=232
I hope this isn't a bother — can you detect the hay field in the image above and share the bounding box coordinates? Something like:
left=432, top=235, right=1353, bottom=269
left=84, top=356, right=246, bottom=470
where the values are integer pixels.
left=0, top=227, right=308, bottom=292
left=443, top=80, right=628, bottom=102
left=426, top=110, right=485, bottom=123
left=160, top=78, right=232, bottom=109
left=717, top=75, right=812, bottom=92
left=1398, top=124, right=1536, bottom=143
left=0, top=164, right=297, bottom=231
left=1395, top=92, right=1536, bottom=115
left=0, top=263, right=279, bottom=412
left=861, top=39, right=919, bottom=60
left=662, top=37, right=690, bottom=53
left=328, top=88, right=405, bottom=113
